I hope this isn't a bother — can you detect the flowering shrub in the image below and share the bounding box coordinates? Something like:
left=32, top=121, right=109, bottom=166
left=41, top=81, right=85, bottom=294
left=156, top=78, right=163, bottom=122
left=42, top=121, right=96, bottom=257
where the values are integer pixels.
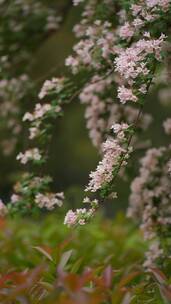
left=0, top=0, right=67, bottom=156
left=63, top=0, right=171, bottom=274
left=0, top=0, right=171, bottom=302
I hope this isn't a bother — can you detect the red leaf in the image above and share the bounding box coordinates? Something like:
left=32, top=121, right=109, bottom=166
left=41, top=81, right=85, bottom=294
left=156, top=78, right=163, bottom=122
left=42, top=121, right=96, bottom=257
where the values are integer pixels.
left=103, top=265, right=113, bottom=288
left=0, top=272, right=27, bottom=288
left=159, top=285, right=171, bottom=302
left=149, top=267, right=167, bottom=285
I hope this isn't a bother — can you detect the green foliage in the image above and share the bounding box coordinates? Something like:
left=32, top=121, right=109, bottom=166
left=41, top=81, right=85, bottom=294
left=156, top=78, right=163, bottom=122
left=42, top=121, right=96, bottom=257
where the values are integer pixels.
left=0, top=213, right=170, bottom=303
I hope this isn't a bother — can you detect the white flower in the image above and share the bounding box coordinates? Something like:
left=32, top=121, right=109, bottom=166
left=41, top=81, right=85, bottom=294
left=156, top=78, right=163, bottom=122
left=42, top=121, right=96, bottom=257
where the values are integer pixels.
left=17, top=148, right=41, bottom=164
left=35, top=192, right=64, bottom=210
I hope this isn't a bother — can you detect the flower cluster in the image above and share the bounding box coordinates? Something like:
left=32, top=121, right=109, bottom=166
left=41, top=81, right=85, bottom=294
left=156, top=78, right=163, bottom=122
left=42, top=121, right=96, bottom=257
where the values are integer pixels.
left=79, top=73, right=152, bottom=150
left=118, top=86, right=138, bottom=104
left=118, top=1, right=170, bottom=43
left=79, top=75, right=113, bottom=148
left=131, top=1, right=170, bottom=21
left=35, top=192, right=64, bottom=210
left=38, top=77, right=65, bottom=100
left=144, top=241, right=164, bottom=269
left=66, top=17, right=118, bottom=73
left=8, top=174, right=65, bottom=216
left=0, top=0, right=62, bottom=62
left=64, top=198, right=98, bottom=227
left=0, top=75, right=33, bottom=155
left=115, top=34, right=166, bottom=104
left=17, top=148, right=42, bottom=165
left=128, top=145, right=171, bottom=267
left=22, top=77, right=66, bottom=140
left=23, top=103, right=61, bottom=140
left=10, top=79, right=71, bottom=215
left=163, top=118, right=171, bottom=135
left=86, top=124, right=132, bottom=193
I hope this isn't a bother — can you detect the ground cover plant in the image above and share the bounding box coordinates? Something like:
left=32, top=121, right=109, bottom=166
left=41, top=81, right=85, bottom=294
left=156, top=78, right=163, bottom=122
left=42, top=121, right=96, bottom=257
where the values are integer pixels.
left=0, top=0, right=171, bottom=303
left=0, top=213, right=166, bottom=303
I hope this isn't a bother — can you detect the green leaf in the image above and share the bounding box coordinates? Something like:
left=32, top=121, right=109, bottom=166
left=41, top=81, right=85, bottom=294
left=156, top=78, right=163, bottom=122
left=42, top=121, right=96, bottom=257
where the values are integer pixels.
left=33, top=246, right=53, bottom=262
left=58, top=249, right=73, bottom=271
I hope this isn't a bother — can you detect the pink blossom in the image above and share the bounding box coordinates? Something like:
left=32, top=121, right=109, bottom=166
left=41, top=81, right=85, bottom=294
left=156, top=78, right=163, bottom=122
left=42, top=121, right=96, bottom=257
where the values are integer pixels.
left=163, top=118, right=171, bottom=135
left=35, top=192, right=64, bottom=210
left=38, top=77, right=65, bottom=99
left=86, top=125, right=132, bottom=193
left=64, top=210, right=77, bottom=226
left=11, top=194, right=20, bottom=203
left=131, top=4, right=143, bottom=16
left=146, top=0, right=169, bottom=11
left=119, top=22, right=134, bottom=39
left=118, top=86, right=137, bottom=104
